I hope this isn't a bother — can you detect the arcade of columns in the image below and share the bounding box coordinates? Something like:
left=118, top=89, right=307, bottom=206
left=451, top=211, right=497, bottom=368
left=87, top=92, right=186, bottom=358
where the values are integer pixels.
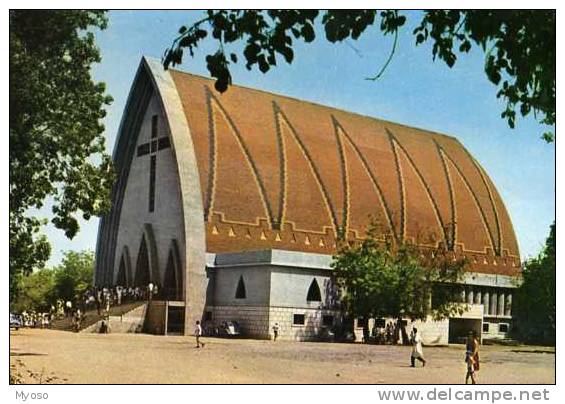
left=460, top=287, right=513, bottom=317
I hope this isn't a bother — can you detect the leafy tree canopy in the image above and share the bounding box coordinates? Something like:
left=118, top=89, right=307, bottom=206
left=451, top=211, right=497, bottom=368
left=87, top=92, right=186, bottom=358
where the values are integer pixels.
left=331, top=223, right=468, bottom=322
left=10, top=10, right=114, bottom=299
left=165, top=10, right=555, bottom=142
left=11, top=250, right=95, bottom=313
left=52, top=250, right=95, bottom=303
left=11, top=268, right=56, bottom=313
left=514, top=221, right=555, bottom=345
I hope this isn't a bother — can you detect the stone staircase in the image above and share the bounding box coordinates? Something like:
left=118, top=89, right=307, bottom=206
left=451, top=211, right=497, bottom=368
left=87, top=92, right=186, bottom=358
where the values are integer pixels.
left=50, top=301, right=146, bottom=332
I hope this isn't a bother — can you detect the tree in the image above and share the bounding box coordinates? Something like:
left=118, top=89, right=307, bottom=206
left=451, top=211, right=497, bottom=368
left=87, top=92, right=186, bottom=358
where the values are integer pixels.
left=10, top=10, right=114, bottom=300
left=331, top=223, right=468, bottom=322
left=11, top=250, right=95, bottom=313
left=165, top=10, right=555, bottom=142
left=11, top=268, right=56, bottom=313
left=52, top=250, right=95, bottom=303
left=514, top=222, right=555, bottom=345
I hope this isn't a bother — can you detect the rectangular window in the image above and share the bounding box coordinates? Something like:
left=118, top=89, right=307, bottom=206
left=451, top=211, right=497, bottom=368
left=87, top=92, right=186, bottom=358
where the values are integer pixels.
left=499, top=323, right=509, bottom=333
left=149, top=155, right=156, bottom=212
left=158, top=136, right=171, bottom=150
left=375, top=318, right=386, bottom=328
left=151, top=115, right=158, bottom=138
left=322, top=315, right=334, bottom=327
left=293, top=314, right=305, bottom=326
left=483, top=322, right=490, bottom=333
left=204, top=311, right=212, bottom=322
left=137, top=143, right=150, bottom=157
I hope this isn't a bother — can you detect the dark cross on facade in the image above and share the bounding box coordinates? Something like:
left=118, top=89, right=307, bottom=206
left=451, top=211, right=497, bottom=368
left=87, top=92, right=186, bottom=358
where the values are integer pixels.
left=136, top=115, right=171, bottom=212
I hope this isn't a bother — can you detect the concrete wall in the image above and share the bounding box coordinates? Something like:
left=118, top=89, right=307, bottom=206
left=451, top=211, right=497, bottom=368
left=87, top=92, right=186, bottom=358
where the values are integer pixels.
left=207, top=305, right=270, bottom=338
left=212, top=266, right=271, bottom=306
left=482, top=317, right=512, bottom=339
left=269, top=307, right=340, bottom=341
left=113, top=93, right=185, bottom=287
left=144, top=300, right=167, bottom=334
left=83, top=303, right=147, bottom=334
left=204, top=249, right=518, bottom=343
left=352, top=316, right=450, bottom=346
left=270, top=267, right=334, bottom=309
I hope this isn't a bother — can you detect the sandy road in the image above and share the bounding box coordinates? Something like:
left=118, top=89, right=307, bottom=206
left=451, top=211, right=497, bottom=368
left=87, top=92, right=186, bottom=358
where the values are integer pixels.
left=10, top=329, right=554, bottom=384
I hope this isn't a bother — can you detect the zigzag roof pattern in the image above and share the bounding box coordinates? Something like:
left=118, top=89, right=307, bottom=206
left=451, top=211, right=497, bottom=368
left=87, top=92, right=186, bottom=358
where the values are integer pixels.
left=169, top=69, right=520, bottom=276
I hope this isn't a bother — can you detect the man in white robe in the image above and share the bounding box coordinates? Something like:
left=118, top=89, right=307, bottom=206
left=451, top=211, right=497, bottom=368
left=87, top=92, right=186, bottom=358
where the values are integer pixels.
left=410, top=327, right=427, bottom=367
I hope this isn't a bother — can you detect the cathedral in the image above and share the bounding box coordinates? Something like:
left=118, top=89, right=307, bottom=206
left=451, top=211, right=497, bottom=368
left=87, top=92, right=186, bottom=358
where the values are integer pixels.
left=95, top=57, right=521, bottom=343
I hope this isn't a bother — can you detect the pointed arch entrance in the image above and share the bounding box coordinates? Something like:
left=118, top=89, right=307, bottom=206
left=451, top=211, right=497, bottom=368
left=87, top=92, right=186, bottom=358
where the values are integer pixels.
left=134, top=235, right=151, bottom=287
left=163, top=239, right=183, bottom=300
left=117, top=255, right=127, bottom=286
left=133, top=224, right=160, bottom=288
left=116, top=245, right=133, bottom=286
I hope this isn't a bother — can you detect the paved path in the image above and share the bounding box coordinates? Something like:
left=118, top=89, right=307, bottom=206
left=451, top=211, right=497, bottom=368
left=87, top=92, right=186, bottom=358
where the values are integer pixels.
left=10, top=329, right=554, bottom=384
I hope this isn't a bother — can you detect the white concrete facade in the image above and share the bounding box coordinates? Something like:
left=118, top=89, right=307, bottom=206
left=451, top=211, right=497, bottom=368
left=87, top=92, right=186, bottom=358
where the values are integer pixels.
left=113, top=93, right=185, bottom=287
left=205, top=249, right=517, bottom=343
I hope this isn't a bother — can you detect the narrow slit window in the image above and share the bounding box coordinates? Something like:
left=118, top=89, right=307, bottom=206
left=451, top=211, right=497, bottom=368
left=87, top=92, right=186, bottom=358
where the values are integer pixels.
left=151, top=115, right=158, bottom=139
left=149, top=155, right=156, bottom=212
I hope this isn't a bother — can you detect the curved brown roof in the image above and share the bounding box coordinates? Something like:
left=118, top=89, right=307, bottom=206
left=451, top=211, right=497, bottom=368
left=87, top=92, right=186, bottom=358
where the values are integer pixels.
left=170, top=70, right=520, bottom=276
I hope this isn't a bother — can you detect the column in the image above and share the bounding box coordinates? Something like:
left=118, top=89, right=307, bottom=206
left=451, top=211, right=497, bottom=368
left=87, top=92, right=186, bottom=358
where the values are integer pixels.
left=505, top=293, right=512, bottom=317
left=482, top=291, right=490, bottom=315
left=498, top=291, right=505, bottom=316
left=490, top=291, right=498, bottom=316
left=474, top=289, right=482, bottom=305
left=467, top=288, right=474, bottom=305
left=460, top=288, right=466, bottom=303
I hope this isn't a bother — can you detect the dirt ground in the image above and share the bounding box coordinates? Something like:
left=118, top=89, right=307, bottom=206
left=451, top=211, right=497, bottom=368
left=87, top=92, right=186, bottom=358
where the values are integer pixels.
left=10, top=329, right=554, bottom=384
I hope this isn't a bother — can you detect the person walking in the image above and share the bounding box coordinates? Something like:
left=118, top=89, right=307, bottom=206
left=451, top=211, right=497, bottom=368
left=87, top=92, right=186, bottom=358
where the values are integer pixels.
left=410, top=328, right=427, bottom=367
left=65, top=300, right=72, bottom=318
left=148, top=282, right=154, bottom=301
left=195, top=320, right=205, bottom=348
left=116, top=285, right=123, bottom=306
left=272, top=323, right=280, bottom=341
left=465, top=331, right=480, bottom=384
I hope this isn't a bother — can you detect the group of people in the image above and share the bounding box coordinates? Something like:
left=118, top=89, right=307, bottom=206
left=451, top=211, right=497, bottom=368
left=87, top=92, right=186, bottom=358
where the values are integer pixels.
left=409, top=328, right=481, bottom=384
left=363, top=319, right=412, bottom=345
left=85, top=284, right=156, bottom=315
left=19, top=310, right=51, bottom=328
left=14, top=283, right=160, bottom=334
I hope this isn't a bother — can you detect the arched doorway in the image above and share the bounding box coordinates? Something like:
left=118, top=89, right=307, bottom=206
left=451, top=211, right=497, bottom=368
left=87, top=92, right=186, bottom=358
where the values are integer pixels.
left=117, top=255, right=127, bottom=286
left=134, top=235, right=151, bottom=287
left=163, top=240, right=182, bottom=301
left=164, top=250, right=179, bottom=300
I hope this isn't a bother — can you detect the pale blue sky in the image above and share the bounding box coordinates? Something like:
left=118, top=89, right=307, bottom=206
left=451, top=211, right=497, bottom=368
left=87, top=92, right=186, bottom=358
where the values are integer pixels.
left=41, top=10, right=555, bottom=266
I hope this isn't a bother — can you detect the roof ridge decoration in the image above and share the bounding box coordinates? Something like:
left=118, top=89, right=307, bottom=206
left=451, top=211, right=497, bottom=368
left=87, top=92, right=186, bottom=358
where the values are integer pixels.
left=204, top=87, right=274, bottom=225
left=436, top=142, right=500, bottom=255
left=331, top=116, right=397, bottom=242
left=388, top=129, right=449, bottom=247
left=166, top=69, right=518, bottom=265
left=273, top=101, right=339, bottom=236
left=469, top=154, right=503, bottom=255
left=200, top=82, right=505, bottom=255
